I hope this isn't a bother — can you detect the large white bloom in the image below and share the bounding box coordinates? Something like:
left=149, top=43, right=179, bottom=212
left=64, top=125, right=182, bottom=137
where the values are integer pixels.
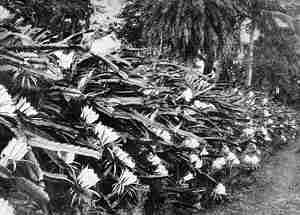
left=147, top=153, right=162, bottom=166
left=15, top=97, right=38, bottom=116
left=182, top=137, right=200, bottom=148
left=0, top=138, right=28, bottom=167
left=263, top=110, right=272, bottom=117
left=243, top=154, right=260, bottom=167
left=226, top=152, right=240, bottom=166
left=193, top=100, right=216, bottom=110
left=182, top=88, right=193, bottom=102
left=95, top=123, right=120, bottom=145
left=112, top=146, right=135, bottom=169
left=0, top=85, right=15, bottom=117
left=0, top=198, right=14, bottom=215
left=189, top=154, right=203, bottom=169
left=262, top=98, right=268, bottom=105
left=53, top=50, right=75, bottom=70
left=118, top=169, right=138, bottom=187
left=81, top=106, right=99, bottom=124
left=0, top=6, right=12, bottom=21
left=57, top=151, right=75, bottom=164
left=152, top=127, right=172, bottom=143
left=90, top=33, right=121, bottom=56
left=200, top=146, right=209, bottom=156
left=213, top=183, right=227, bottom=196
left=212, top=157, right=226, bottom=170
left=243, top=127, right=256, bottom=137
left=261, top=127, right=272, bottom=141
left=77, top=167, right=100, bottom=189
left=182, top=172, right=194, bottom=182
left=154, top=164, right=169, bottom=176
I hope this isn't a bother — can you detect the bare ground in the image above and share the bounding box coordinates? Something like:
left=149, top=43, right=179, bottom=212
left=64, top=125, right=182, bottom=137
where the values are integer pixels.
left=203, top=137, right=300, bottom=215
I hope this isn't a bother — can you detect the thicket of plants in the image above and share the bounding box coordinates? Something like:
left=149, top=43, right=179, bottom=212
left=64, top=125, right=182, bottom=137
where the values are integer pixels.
left=0, top=1, right=298, bottom=215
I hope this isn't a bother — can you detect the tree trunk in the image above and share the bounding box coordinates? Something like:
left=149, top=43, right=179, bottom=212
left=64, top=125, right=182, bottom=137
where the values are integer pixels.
left=247, top=22, right=255, bottom=87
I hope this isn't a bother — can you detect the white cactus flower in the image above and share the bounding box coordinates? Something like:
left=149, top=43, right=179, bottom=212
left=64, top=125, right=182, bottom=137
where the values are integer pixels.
left=248, top=91, right=255, bottom=98
left=200, top=147, right=209, bottom=156
left=194, top=159, right=203, bottom=169
left=0, top=138, right=28, bottom=167
left=54, top=50, right=75, bottom=70
left=81, top=106, right=99, bottom=124
left=147, top=153, right=161, bottom=166
left=222, top=145, right=231, bottom=155
left=267, top=119, right=274, bottom=124
left=15, top=97, right=38, bottom=116
left=77, top=167, right=100, bottom=189
left=182, top=88, right=193, bottom=102
left=182, top=138, right=200, bottom=148
left=281, top=135, right=287, bottom=142
left=154, top=164, right=169, bottom=176
left=243, top=127, right=256, bottom=137
left=183, top=172, right=194, bottom=182
left=263, top=110, right=272, bottom=117
left=262, top=98, right=268, bottom=105
left=113, top=146, right=135, bottom=169
left=243, top=154, right=260, bottom=167
left=0, top=6, right=12, bottom=21
left=212, top=157, right=226, bottom=170
left=261, top=127, right=272, bottom=141
left=193, top=100, right=216, bottom=110
left=213, top=183, right=227, bottom=196
left=95, top=122, right=120, bottom=145
left=189, top=154, right=200, bottom=163
left=153, top=128, right=172, bottom=143
left=0, top=85, right=15, bottom=117
left=119, top=169, right=138, bottom=186
left=226, top=152, right=240, bottom=166
left=0, top=198, right=14, bottom=215
left=160, top=130, right=172, bottom=142
left=57, top=151, right=75, bottom=164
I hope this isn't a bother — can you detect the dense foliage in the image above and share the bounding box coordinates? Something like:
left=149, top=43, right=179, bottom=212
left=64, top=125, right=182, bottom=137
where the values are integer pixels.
left=0, top=0, right=92, bottom=39
left=0, top=2, right=298, bottom=215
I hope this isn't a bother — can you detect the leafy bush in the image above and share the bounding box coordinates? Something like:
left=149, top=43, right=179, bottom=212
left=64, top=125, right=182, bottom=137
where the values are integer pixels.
left=0, top=4, right=298, bottom=215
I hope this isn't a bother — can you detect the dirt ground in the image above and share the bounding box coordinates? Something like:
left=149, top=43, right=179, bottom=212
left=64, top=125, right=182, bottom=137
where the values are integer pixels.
left=203, top=137, right=300, bottom=215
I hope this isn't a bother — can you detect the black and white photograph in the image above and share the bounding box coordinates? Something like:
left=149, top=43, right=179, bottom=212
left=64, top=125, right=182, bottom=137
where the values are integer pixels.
left=0, top=0, right=299, bottom=214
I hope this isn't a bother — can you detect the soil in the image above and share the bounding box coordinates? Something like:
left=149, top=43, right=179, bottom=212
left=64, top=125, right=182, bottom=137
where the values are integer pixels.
left=203, top=137, right=300, bottom=215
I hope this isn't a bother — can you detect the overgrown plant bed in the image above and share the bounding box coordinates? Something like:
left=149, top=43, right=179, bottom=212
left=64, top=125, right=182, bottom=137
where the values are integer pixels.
left=0, top=14, right=299, bottom=215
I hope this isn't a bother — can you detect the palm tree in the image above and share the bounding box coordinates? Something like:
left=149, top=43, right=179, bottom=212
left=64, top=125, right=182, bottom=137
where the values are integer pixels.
left=121, top=0, right=244, bottom=72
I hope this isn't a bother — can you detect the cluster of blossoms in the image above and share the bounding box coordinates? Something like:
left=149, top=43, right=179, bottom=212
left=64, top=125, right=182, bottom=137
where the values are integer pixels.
left=81, top=105, right=135, bottom=168
left=212, top=145, right=240, bottom=170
